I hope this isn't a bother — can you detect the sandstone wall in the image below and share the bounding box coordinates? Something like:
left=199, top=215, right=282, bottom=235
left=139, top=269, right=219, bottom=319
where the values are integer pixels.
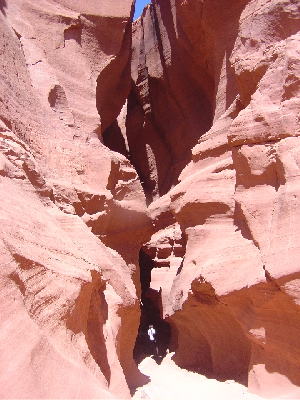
left=1, top=0, right=300, bottom=398
left=121, top=0, right=300, bottom=398
left=0, top=0, right=151, bottom=398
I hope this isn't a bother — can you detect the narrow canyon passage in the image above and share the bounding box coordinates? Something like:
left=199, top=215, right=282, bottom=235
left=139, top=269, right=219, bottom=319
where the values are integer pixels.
left=0, top=0, right=299, bottom=399
left=132, top=247, right=251, bottom=386
left=105, top=2, right=300, bottom=395
left=133, top=250, right=171, bottom=364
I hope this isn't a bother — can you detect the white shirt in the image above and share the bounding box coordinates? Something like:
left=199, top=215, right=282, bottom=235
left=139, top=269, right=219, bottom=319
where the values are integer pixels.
left=148, top=327, right=156, bottom=341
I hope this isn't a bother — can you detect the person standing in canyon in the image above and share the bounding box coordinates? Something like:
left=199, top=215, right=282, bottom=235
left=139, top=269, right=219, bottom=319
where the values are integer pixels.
left=147, top=324, right=158, bottom=356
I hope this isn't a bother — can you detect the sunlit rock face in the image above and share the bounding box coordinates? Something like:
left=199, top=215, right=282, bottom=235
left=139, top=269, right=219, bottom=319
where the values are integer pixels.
left=119, top=0, right=299, bottom=398
left=133, top=353, right=266, bottom=400
left=0, top=1, right=152, bottom=398
left=1, top=0, right=300, bottom=399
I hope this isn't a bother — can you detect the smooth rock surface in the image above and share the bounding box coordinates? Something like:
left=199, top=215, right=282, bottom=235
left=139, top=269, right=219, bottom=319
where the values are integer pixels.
left=1, top=0, right=300, bottom=398
left=0, top=0, right=150, bottom=398
left=122, top=0, right=300, bottom=398
left=133, top=353, right=270, bottom=400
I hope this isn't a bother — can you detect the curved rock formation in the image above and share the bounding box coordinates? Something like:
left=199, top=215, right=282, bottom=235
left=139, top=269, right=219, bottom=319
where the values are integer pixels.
left=133, top=353, right=266, bottom=400
left=0, top=0, right=151, bottom=398
left=121, top=0, right=300, bottom=398
left=0, top=0, right=300, bottom=399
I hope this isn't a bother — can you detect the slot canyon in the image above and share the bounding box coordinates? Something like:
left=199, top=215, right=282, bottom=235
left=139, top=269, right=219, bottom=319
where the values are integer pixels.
left=0, top=0, right=299, bottom=399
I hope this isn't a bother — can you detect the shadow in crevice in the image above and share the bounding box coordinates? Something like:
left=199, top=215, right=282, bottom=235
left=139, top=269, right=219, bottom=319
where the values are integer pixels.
left=10, top=256, right=111, bottom=382
left=234, top=201, right=260, bottom=248
left=67, top=270, right=111, bottom=383
left=168, top=318, right=215, bottom=378
left=64, top=24, right=82, bottom=45
left=0, top=0, right=7, bottom=16
left=134, top=250, right=171, bottom=364
left=103, top=119, right=129, bottom=157
left=95, top=12, right=133, bottom=136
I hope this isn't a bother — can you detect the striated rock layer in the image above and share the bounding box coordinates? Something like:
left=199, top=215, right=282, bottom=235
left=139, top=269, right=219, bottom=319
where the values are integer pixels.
left=0, top=0, right=151, bottom=398
left=1, top=0, right=300, bottom=399
left=115, top=0, right=299, bottom=398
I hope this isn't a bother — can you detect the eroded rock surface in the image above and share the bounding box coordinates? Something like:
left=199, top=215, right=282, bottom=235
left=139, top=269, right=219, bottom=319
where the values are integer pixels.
left=0, top=0, right=151, bottom=398
left=1, top=0, right=300, bottom=399
left=133, top=353, right=268, bottom=400
left=122, top=0, right=300, bottom=398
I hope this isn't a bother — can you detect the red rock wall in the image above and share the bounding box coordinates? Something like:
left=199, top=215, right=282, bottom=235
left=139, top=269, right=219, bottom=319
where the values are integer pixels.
left=122, top=0, right=300, bottom=398
left=1, top=0, right=300, bottom=398
left=104, top=0, right=215, bottom=202
left=0, top=0, right=151, bottom=398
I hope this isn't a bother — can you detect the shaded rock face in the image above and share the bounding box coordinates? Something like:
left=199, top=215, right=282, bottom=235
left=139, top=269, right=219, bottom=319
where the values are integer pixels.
left=0, top=0, right=300, bottom=399
left=120, top=0, right=299, bottom=399
left=0, top=0, right=151, bottom=398
left=105, top=0, right=215, bottom=202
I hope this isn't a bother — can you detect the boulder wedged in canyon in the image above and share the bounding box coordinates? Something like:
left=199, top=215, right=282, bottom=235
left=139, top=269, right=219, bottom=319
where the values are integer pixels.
left=0, top=0, right=151, bottom=398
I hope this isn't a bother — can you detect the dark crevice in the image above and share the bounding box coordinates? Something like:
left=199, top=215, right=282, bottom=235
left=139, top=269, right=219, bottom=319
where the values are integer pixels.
left=48, top=85, right=68, bottom=109
left=102, top=119, right=129, bottom=157
left=234, top=201, right=260, bottom=248
left=103, top=0, right=215, bottom=203
left=133, top=249, right=171, bottom=364
left=96, top=14, right=133, bottom=135
left=64, top=24, right=82, bottom=45
left=66, top=270, right=111, bottom=384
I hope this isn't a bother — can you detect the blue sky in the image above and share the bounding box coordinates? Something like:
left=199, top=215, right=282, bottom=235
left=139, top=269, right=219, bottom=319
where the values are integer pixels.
left=134, top=0, right=150, bottom=19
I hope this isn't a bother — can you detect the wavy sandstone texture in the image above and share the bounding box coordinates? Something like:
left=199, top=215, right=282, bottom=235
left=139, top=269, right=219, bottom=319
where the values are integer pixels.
left=110, top=0, right=299, bottom=398
left=0, top=0, right=151, bottom=398
left=0, top=0, right=299, bottom=399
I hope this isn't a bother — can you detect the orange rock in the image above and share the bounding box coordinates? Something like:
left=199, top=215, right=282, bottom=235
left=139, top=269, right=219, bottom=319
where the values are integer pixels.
left=0, top=1, right=149, bottom=398
left=1, top=0, right=300, bottom=398
left=125, top=0, right=300, bottom=398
